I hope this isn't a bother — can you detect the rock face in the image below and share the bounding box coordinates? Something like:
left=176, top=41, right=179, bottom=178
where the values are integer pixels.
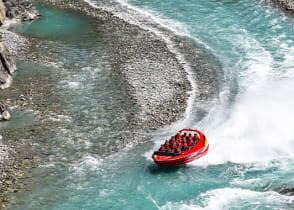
left=278, top=187, right=294, bottom=196
left=0, top=42, right=16, bottom=89
left=0, top=0, right=5, bottom=25
left=3, top=0, right=39, bottom=21
left=0, top=0, right=38, bottom=89
left=272, top=0, right=294, bottom=12
left=0, top=101, right=10, bottom=120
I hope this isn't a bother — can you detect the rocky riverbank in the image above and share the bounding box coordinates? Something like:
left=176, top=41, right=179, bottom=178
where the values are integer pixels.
left=2, top=0, right=293, bottom=207
left=1, top=0, right=220, bottom=207
left=36, top=0, right=220, bottom=137
left=0, top=0, right=39, bottom=207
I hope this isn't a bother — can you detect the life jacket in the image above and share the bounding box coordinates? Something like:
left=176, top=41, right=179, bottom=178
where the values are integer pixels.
left=188, top=140, right=193, bottom=146
left=171, top=142, right=176, bottom=149
left=164, top=140, right=169, bottom=147
left=176, top=148, right=181, bottom=154
left=159, top=145, right=165, bottom=151
left=182, top=143, right=187, bottom=151
left=169, top=137, right=175, bottom=144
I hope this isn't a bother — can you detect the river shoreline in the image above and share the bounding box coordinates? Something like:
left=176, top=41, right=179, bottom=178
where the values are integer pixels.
left=1, top=0, right=294, bottom=208
left=37, top=0, right=221, bottom=129
left=1, top=0, right=220, bottom=207
left=0, top=1, right=40, bottom=206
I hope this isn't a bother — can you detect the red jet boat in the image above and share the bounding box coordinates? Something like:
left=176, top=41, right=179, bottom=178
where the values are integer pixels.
left=152, top=129, right=209, bottom=166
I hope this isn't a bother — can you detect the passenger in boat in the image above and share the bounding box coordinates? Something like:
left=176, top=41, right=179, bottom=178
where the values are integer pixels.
left=183, top=138, right=187, bottom=145
left=188, top=139, right=193, bottom=147
left=182, top=143, right=187, bottom=151
left=175, top=133, right=180, bottom=140
left=159, top=145, right=165, bottom=151
left=164, top=140, right=169, bottom=147
left=171, top=142, right=176, bottom=149
left=177, top=143, right=182, bottom=151
left=176, top=148, right=181, bottom=154
left=169, top=137, right=175, bottom=144
left=190, top=136, right=194, bottom=142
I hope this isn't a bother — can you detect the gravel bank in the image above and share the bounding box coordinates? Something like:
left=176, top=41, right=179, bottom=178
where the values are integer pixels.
left=1, top=0, right=221, bottom=206
left=0, top=0, right=39, bottom=207
left=36, top=0, right=220, bottom=133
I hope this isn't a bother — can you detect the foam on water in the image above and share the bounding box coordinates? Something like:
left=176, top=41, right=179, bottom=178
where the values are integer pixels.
left=136, top=0, right=276, bottom=165
left=9, top=1, right=294, bottom=209
left=72, top=154, right=104, bottom=176
left=202, top=188, right=294, bottom=209
left=84, top=0, right=207, bottom=127
left=77, top=1, right=294, bottom=209
left=160, top=188, right=294, bottom=210
left=193, top=79, right=294, bottom=166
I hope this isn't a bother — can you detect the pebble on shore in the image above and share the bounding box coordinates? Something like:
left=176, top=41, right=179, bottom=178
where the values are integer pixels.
left=1, top=0, right=294, bottom=207
left=35, top=0, right=221, bottom=144
left=0, top=0, right=39, bottom=205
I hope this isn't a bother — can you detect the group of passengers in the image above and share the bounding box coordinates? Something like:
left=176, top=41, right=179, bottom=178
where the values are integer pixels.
left=158, top=132, right=199, bottom=154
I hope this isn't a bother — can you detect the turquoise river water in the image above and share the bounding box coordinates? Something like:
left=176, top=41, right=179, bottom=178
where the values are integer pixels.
left=7, top=0, right=294, bottom=209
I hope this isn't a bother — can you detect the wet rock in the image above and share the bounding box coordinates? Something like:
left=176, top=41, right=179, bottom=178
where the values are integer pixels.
left=0, top=101, right=10, bottom=120
left=0, top=42, right=16, bottom=89
left=277, top=187, right=294, bottom=196
left=0, top=0, right=5, bottom=25
left=272, top=0, right=294, bottom=13
left=2, top=0, right=39, bottom=21
left=0, top=30, right=28, bottom=58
